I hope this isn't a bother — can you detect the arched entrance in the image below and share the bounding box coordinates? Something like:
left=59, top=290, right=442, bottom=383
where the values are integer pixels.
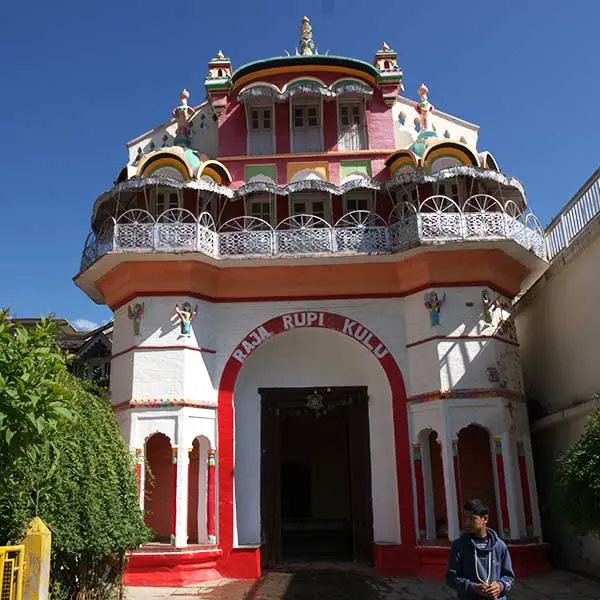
left=216, top=311, right=415, bottom=577
left=145, top=432, right=173, bottom=542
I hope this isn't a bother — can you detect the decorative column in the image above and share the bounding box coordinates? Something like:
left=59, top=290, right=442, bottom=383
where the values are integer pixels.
left=207, top=449, right=217, bottom=544
left=170, top=447, right=178, bottom=546
left=451, top=439, right=463, bottom=532
left=174, top=443, right=190, bottom=548
left=134, top=448, right=144, bottom=510
left=516, top=440, right=534, bottom=537
left=439, top=434, right=461, bottom=541
left=493, top=437, right=511, bottom=539
left=412, top=443, right=427, bottom=540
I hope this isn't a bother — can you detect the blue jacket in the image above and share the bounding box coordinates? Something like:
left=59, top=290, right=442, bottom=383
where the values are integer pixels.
left=446, top=528, right=515, bottom=598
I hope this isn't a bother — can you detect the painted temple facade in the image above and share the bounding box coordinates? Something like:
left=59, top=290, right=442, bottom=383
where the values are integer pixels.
left=75, top=17, right=550, bottom=585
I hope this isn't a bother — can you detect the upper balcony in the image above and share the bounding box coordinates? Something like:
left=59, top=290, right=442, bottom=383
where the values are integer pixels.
left=79, top=191, right=546, bottom=273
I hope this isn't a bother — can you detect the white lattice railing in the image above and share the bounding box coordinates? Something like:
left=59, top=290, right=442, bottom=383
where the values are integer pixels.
left=545, top=169, right=600, bottom=259
left=79, top=195, right=547, bottom=272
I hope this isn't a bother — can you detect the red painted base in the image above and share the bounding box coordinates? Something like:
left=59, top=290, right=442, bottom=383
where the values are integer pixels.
left=124, top=548, right=223, bottom=587
left=414, top=542, right=551, bottom=580
left=373, top=544, right=418, bottom=576
left=217, top=547, right=261, bottom=579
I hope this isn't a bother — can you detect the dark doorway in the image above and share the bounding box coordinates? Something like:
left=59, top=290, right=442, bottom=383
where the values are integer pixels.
left=260, top=387, right=373, bottom=568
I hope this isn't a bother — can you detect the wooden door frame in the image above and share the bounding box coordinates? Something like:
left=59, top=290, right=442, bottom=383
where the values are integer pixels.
left=259, top=386, right=374, bottom=567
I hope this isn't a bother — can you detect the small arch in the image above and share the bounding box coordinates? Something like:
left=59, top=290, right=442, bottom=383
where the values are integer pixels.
left=145, top=432, right=174, bottom=542
left=422, top=142, right=480, bottom=171
left=198, top=160, right=232, bottom=185
left=385, top=149, right=419, bottom=177
left=457, top=424, right=499, bottom=532
left=282, top=76, right=328, bottom=94
left=138, top=152, right=192, bottom=181
left=289, top=168, right=327, bottom=183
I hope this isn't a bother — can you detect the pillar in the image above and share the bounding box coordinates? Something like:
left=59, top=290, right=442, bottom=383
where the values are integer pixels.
left=492, top=437, right=511, bottom=539
left=499, top=432, right=521, bottom=539
left=440, top=434, right=461, bottom=540
left=134, top=448, right=144, bottom=511
left=174, top=444, right=190, bottom=548
left=517, top=439, right=535, bottom=537
left=170, top=447, right=178, bottom=546
left=412, top=443, right=427, bottom=540
left=207, top=449, right=216, bottom=544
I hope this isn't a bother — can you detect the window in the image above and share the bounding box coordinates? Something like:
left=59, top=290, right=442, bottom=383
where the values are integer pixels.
left=247, top=106, right=274, bottom=155
left=248, top=195, right=273, bottom=226
left=338, top=102, right=367, bottom=151
left=437, top=183, right=460, bottom=203
left=344, top=191, right=372, bottom=213
left=400, top=189, right=419, bottom=204
left=153, top=190, right=180, bottom=217
left=291, top=194, right=329, bottom=223
left=291, top=103, right=322, bottom=152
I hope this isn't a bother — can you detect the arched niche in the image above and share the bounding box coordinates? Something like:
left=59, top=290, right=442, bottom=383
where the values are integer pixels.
left=145, top=432, right=173, bottom=542
left=457, top=424, right=499, bottom=532
left=187, top=435, right=212, bottom=544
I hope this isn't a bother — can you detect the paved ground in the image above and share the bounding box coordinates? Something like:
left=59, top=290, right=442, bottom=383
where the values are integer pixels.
left=125, top=568, right=600, bottom=599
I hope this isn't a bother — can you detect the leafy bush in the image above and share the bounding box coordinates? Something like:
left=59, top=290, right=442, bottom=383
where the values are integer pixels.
left=0, top=312, right=150, bottom=598
left=553, top=406, right=600, bottom=536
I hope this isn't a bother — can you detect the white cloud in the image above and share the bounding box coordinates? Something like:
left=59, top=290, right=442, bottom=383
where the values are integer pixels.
left=73, top=319, right=100, bottom=331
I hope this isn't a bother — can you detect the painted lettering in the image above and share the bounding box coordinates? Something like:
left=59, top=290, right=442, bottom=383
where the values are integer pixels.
left=306, top=312, right=319, bottom=326
left=318, top=312, right=325, bottom=326
left=282, top=315, right=294, bottom=330
left=354, top=325, right=368, bottom=342
left=293, top=312, right=306, bottom=327
left=362, top=332, right=376, bottom=350
left=248, top=331, right=261, bottom=346
left=242, top=340, right=254, bottom=354
left=373, top=343, right=389, bottom=359
left=342, top=319, right=356, bottom=336
left=257, top=326, right=271, bottom=341
left=233, top=349, right=246, bottom=363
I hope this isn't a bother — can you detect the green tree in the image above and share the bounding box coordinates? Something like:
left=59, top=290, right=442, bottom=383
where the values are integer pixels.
left=0, top=311, right=150, bottom=598
left=553, top=406, right=600, bottom=536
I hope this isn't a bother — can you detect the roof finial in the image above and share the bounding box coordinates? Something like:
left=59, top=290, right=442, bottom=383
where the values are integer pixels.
left=299, top=16, right=315, bottom=56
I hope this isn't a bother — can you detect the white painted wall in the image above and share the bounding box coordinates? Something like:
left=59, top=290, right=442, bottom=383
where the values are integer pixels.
left=232, top=326, right=400, bottom=546
left=516, top=230, right=600, bottom=573
left=392, top=96, right=479, bottom=151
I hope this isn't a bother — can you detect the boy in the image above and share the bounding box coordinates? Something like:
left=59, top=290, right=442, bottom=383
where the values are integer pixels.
left=446, top=499, right=515, bottom=599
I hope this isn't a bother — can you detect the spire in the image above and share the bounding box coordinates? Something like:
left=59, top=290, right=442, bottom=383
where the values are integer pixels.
left=299, top=16, right=315, bottom=56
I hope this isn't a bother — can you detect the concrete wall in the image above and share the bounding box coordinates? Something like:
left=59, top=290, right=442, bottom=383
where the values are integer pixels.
left=516, top=221, right=600, bottom=574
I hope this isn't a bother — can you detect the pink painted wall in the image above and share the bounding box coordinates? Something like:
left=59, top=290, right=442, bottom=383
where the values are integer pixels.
left=218, top=102, right=246, bottom=156
left=366, top=90, right=396, bottom=150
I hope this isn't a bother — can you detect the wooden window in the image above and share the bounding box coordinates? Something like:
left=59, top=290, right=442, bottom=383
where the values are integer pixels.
left=291, top=193, right=330, bottom=223
left=248, top=106, right=274, bottom=155
left=338, top=102, right=367, bottom=151
left=291, top=103, right=322, bottom=152
left=154, top=191, right=180, bottom=217
left=344, top=191, right=372, bottom=213
left=248, top=195, right=273, bottom=226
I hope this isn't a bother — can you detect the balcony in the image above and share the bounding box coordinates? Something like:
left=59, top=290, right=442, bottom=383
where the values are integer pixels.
left=79, top=194, right=546, bottom=273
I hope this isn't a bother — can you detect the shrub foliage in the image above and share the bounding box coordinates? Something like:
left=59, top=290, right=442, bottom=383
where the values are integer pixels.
left=0, top=311, right=149, bottom=598
left=553, top=406, right=600, bottom=536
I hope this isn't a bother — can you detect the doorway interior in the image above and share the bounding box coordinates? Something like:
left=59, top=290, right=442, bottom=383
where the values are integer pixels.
left=260, top=386, right=373, bottom=567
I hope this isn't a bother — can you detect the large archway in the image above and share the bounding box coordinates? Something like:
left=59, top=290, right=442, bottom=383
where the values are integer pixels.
left=216, top=311, right=415, bottom=577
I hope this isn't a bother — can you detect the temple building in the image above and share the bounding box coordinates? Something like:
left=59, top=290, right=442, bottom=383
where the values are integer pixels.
left=75, top=17, right=550, bottom=585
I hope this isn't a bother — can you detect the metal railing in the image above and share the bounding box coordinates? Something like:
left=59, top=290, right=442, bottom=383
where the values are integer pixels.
left=0, top=545, right=24, bottom=600
left=80, top=195, right=547, bottom=272
left=545, top=168, right=600, bottom=259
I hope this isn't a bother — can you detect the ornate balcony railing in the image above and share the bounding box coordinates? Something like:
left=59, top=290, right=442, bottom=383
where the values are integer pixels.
left=80, top=194, right=546, bottom=272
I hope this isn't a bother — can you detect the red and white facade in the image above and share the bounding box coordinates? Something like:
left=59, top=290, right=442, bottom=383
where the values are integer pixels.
left=75, top=18, right=550, bottom=586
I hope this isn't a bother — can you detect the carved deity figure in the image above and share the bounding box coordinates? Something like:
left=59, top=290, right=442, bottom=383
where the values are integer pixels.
left=299, top=16, right=315, bottom=56
left=127, top=302, right=145, bottom=336
left=424, top=291, right=446, bottom=327
left=414, top=83, right=434, bottom=132
left=172, top=89, right=194, bottom=141
left=481, top=289, right=499, bottom=326
left=175, top=302, right=198, bottom=336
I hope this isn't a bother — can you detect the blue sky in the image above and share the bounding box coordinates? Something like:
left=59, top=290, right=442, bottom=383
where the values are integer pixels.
left=1, top=1, right=598, bottom=329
